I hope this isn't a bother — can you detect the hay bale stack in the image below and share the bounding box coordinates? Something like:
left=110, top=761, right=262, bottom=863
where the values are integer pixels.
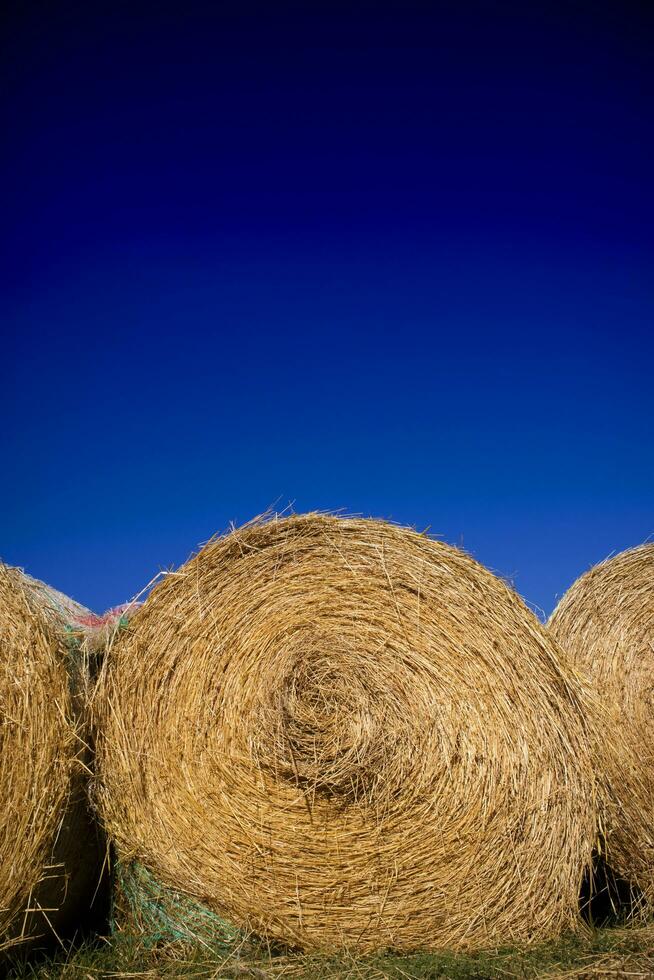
left=0, top=563, right=102, bottom=953
left=94, top=514, right=596, bottom=952
left=549, top=543, right=654, bottom=904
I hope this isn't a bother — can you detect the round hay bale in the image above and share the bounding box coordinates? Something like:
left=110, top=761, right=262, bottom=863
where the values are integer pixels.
left=548, top=543, right=654, bottom=905
left=0, top=563, right=102, bottom=953
left=93, top=514, right=596, bottom=952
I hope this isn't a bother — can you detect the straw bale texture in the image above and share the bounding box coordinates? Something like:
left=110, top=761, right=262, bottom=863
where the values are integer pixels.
left=549, top=543, right=654, bottom=904
left=0, top=563, right=101, bottom=952
left=94, top=514, right=596, bottom=952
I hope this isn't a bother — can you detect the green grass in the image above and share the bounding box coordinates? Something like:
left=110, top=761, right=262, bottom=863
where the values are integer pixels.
left=5, top=923, right=654, bottom=980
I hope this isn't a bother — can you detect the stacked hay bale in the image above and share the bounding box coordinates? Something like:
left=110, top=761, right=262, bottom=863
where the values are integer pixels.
left=549, top=543, right=654, bottom=907
left=93, top=514, right=597, bottom=952
left=0, top=563, right=103, bottom=954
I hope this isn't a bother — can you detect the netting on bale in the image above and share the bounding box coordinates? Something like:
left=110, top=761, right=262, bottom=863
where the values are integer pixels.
left=549, top=543, right=654, bottom=908
left=113, top=861, right=243, bottom=950
left=93, top=514, right=597, bottom=952
left=0, top=563, right=103, bottom=954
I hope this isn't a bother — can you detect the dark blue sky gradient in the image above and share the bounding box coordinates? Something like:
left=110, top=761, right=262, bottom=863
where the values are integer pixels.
left=1, top=1, right=652, bottom=614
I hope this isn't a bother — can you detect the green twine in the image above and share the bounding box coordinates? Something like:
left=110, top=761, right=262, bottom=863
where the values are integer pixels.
left=114, top=861, right=243, bottom=951
left=61, top=626, right=87, bottom=698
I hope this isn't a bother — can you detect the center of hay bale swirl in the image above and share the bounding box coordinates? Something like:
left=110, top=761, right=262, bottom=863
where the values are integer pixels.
left=94, top=514, right=597, bottom=952
left=275, top=654, right=377, bottom=793
left=253, top=639, right=416, bottom=800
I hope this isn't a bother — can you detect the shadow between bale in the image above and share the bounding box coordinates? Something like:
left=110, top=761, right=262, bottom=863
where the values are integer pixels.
left=580, top=854, right=645, bottom=927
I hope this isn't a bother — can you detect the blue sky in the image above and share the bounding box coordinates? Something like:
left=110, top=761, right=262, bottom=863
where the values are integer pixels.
left=1, top=1, right=652, bottom=615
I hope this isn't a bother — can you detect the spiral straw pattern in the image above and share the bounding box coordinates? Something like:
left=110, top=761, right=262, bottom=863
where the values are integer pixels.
left=0, top=564, right=100, bottom=952
left=549, top=543, right=654, bottom=906
left=94, top=514, right=596, bottom=951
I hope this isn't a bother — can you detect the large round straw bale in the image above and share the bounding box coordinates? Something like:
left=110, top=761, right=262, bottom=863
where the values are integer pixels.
left=94, top=514, right=596, bottom=952
left=549, top=543, right=654, bottom=904
left=0, top=563, right=102, bottom=953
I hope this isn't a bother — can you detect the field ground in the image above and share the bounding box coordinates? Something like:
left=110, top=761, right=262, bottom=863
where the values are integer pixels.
left=5, top=922, right=654, bottom=980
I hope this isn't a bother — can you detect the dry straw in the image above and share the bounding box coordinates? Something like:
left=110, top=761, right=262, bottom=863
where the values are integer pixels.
left=549, top=543, right=654, bottom=906
left=0, top=563, right=101, bottom=953
left=94, top=514, right=597, bottom=952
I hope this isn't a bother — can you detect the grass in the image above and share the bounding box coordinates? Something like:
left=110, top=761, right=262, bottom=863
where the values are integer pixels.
left=5, top=923, right=654, bottom=980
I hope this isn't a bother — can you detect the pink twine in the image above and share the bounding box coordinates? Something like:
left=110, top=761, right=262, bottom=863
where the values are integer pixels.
left=73, top=602, right=141, bottom=629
